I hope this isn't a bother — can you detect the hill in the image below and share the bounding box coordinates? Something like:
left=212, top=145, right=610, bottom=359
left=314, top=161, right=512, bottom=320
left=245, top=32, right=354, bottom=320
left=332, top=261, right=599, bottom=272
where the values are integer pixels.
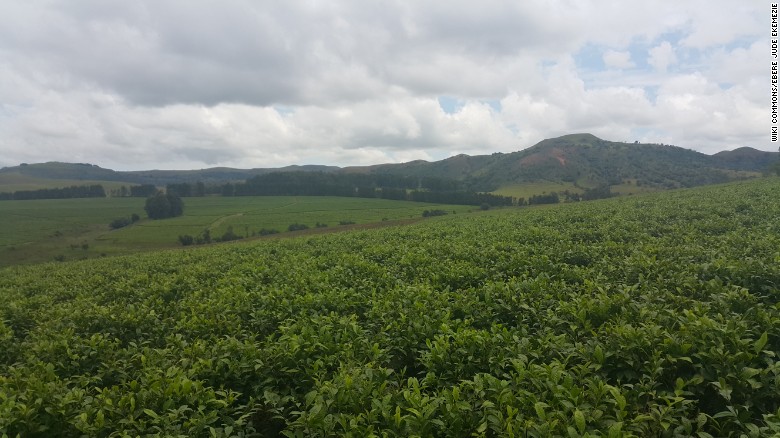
left=1, top=134, right=777, bottom=193
left=0, top=162, right=339, bottom=190
left=354, top=134, right=777, bottom=191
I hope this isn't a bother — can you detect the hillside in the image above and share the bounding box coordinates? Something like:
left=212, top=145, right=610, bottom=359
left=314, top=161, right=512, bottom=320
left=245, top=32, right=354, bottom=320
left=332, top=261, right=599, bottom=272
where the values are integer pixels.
left=1, top=134, right=776, bottom=193
left=356, top=134, right=776, bottom=191
left=2, top=178, right=779, bottom=436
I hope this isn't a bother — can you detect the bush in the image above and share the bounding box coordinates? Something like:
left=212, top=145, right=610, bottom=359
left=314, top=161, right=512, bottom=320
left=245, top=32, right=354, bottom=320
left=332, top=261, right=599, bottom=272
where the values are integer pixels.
left=339, top=220, right=355, bottom=225
left=288, top=223, right=309, bottom=232
left=422, top=209, right=448, bottom=217
left=480, top=203, right=490, bottom=211
left=109, top=217, right=132, bottom=229
left=315, top=222, right=328, bottom=228
left=178, top=235, right=194, bottom=246
left=195, top=229, right=211, bottom=245
left=259, top=228, right=279, bottom=236
left=130, top=213, right=140, bottom=223
left=220, top=226, right=241, bottom=242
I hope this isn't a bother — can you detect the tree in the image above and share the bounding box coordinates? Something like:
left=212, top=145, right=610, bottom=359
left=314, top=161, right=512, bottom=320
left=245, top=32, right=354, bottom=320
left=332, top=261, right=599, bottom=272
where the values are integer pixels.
left=144, top=192, right=184, bottom=219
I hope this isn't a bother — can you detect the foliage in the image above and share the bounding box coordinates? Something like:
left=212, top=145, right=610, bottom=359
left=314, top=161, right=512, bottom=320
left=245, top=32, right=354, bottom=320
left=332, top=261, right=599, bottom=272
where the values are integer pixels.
left=581, top=185, right=615, bottom=201
left=218, top=226, right=241, bottom=242
left=226, top=171, right=514, bottom=207
left=144, top=192, right=184, bottom=220
left=0, top=184, right=106, bottom=201
left=528, top=192, right=560, bottom=204
left=109, top=213, right=140, bottom=230
left=287, top=223, right=309, bottom=231
left=109, top=217, right=132, bottom=229
left=422, top=209, right=448, bottom=217
left=129, top=184, right=157, bottom=198
left=1, top=178, right=780, bottom=436
left=178, top=234, right=194, bottom=246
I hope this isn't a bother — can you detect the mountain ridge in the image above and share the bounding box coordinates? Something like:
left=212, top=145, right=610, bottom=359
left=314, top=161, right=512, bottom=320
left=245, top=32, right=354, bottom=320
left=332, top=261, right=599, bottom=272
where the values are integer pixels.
left=2, top=134, right=777, bottom=192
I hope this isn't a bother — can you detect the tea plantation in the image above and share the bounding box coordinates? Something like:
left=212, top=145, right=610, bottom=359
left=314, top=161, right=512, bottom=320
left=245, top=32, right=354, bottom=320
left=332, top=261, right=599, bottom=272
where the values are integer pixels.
left=1, top=178, right=779, bottom=437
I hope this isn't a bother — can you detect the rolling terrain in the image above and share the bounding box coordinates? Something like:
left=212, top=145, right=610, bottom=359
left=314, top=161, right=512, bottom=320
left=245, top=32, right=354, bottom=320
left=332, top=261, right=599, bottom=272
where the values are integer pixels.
left=2, top=134, right=776, bottom=195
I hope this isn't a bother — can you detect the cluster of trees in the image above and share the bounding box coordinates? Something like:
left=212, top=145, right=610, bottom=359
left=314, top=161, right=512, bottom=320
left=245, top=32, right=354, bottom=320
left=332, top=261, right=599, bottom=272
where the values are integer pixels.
left=108, top=185, right=159, bottom=198
left=144, top=193, right=184, bottom=219
left=0, top=184, right=106, bottom=201
left=165, top=182, right=207, bottom=197
left=528, top=193, right=560, bottom=205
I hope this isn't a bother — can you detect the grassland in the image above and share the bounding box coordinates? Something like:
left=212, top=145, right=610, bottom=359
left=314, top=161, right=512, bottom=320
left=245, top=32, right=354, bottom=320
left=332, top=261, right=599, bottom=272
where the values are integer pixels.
left=1, top=177, right=779, bottom=436
left=491, top=181, right=582, bottom=199
left=0, top=196, right=475, bottom=266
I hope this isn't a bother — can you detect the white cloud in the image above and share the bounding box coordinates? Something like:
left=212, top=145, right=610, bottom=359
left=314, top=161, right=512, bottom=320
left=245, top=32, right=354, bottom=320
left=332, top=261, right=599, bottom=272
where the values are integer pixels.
left=0, top=1, right=771, bottom=170
left=602, top=50, right=634, bottom=69
left=648, top=41, right=677, bottom=73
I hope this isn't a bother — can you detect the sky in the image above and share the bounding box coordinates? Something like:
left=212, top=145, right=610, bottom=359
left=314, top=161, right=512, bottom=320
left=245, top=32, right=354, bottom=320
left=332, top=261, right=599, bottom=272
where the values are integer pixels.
left=0, top=0, right=771, bottom=170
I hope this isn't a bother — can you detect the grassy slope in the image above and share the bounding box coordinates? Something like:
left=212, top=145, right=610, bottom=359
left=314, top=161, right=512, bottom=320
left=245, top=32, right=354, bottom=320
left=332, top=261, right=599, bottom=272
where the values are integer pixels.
left=0, top=196, right=475, bottom=266
left=491, top=181, right=582, bottom=199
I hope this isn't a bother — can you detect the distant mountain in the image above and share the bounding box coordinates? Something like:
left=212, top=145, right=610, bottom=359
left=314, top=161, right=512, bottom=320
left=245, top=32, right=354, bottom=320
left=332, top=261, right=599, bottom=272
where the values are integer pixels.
left=711, top=147, right=780, bottom=171
left=0, top=162, right=339, bottom=187
left=1, top=134, right=777, bottom=193
left=351, top=134, right=778, bottom=191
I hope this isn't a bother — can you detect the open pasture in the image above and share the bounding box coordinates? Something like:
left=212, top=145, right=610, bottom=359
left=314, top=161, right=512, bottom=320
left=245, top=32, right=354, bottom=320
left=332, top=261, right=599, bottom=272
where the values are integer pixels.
left=0, top=196, right=474, bottom=266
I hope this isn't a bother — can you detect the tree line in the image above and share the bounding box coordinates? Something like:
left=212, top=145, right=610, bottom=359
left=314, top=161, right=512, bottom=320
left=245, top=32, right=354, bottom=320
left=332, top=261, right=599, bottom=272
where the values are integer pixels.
left=218, top=172, right=515, bottom=207
left=0, top=184, right=106, bottom=200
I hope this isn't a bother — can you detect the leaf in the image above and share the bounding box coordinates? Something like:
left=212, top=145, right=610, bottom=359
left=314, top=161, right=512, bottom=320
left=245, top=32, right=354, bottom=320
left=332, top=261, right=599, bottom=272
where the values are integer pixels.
left=754, top=332, right=768, bottom=354
left=534, top=402, right=547, bottom=420
left=574, top=409, right=586, bottom=434
left=594, top=345, right=604, bottom=364
left=143, top=409, right=159, bottom=419
left=608, top=422, right=623, bottom=438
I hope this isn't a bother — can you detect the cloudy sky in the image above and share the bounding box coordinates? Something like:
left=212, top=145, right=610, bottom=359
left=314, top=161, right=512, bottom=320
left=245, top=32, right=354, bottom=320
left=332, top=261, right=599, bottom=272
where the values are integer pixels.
left=0, top=1, right=770, bottom=170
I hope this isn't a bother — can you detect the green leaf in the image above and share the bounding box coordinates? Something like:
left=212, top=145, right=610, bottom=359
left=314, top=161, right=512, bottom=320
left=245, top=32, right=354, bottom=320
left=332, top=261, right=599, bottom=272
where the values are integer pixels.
left=534, top=402, right=547, bottom=420
left=574, top=409, right=586, bottom=434
left=608, top=422, right=623, bottom=438
left=754, top=332, right=768, bottom=354
left=594, top=345, right=604, bottom=364
left=143, top=409, right=159, bottom=419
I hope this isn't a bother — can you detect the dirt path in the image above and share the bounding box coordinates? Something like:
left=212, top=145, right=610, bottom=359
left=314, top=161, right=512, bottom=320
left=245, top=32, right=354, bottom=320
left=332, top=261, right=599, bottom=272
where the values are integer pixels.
left=208, top=213, right=244, bottom=230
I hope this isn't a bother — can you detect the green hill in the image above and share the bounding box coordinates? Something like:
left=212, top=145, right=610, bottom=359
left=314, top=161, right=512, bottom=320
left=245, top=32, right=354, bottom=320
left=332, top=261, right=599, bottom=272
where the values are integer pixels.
left=2, top=134, right=776, bottom=194
left=356, top=134, right=775, bottom=191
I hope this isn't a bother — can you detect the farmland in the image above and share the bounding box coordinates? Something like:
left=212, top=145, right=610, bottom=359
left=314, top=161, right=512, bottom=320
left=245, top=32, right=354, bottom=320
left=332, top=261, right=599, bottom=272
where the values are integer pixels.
left=1, top=178, right=780, bottom=436
left=0, top=196, right=475, bottom=266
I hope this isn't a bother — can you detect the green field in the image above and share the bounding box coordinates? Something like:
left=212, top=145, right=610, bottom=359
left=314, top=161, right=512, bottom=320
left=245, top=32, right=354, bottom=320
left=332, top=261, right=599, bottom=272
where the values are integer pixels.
left=491, top=181, right=582, bottom=199
left=0, top=196, right=475, bottom=266
left=1, top=178, right=779, bottom=436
